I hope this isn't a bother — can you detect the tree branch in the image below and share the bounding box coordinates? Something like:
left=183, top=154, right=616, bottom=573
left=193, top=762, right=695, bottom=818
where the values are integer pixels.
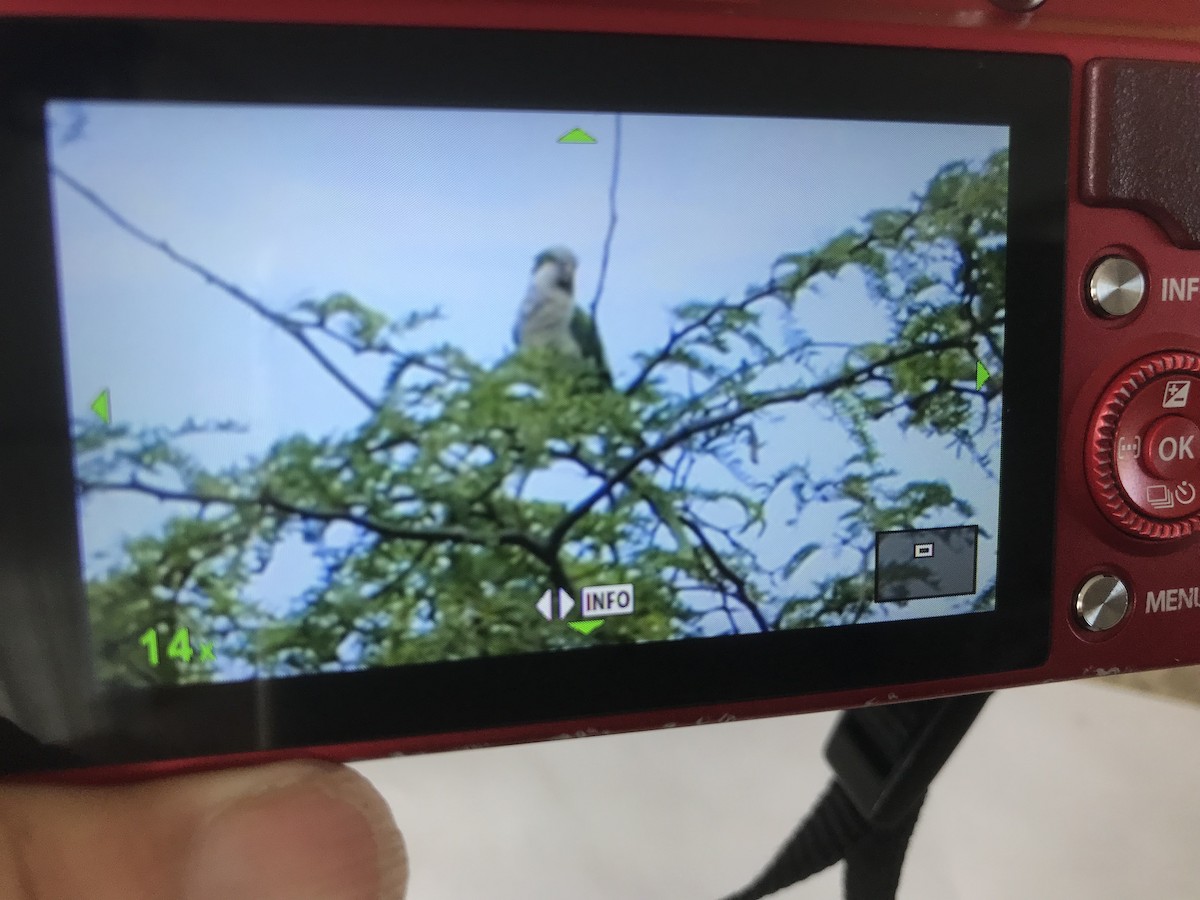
left=52, top=165, right=380, bottom=413
left=81, top=477, right=547, bottom=557
left=549, top=331, right=983, bottom=549
left=680, top=515, right=769, bottom=633
left=589, top=113, right=621, bottom=327
left=623, top=282, right=780, bottom=397
left=623, top=213, right=919, bottom=398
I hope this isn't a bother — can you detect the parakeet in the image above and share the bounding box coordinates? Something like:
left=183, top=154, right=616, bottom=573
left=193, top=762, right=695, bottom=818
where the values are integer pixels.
left=513, top=246, right=612, bottom=386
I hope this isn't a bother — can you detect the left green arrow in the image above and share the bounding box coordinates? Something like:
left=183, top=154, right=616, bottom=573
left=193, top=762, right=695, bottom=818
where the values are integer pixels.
left=91, top=389, right=111, bottom=424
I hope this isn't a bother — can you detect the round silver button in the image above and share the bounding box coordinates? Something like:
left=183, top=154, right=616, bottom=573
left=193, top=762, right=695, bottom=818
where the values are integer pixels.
left=1075, top=574, right=1130, bottom=632
left=1089, top=256, right=1146, bottom=318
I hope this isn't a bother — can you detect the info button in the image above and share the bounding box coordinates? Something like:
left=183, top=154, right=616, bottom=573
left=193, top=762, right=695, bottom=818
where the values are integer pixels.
left=1142, top=415, right=1200, bottom=480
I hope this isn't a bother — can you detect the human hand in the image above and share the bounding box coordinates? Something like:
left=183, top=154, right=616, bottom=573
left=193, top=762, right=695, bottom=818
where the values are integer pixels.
left=0, top=760, right=407, bottom=899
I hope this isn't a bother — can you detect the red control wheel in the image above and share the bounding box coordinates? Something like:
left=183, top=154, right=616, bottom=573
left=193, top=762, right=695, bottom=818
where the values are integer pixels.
left=1087, top=352, right=1200, bottom=539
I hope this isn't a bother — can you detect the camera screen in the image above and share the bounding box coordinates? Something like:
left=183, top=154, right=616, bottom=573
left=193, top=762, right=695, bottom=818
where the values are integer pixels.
left=46, top=101, right=1009, bottom=688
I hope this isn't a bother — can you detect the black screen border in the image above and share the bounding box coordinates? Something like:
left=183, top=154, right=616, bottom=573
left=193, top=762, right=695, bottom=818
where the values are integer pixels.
left=0, top=18, right=1070, bottom=767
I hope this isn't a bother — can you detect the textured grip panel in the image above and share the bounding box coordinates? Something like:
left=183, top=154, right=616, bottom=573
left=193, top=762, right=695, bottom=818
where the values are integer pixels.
left=1083, top=59, right=1200, bottom=250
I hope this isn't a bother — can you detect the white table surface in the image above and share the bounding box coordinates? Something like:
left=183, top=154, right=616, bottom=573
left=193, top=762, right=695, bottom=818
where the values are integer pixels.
left=355, top=678, right=1200, bottom=899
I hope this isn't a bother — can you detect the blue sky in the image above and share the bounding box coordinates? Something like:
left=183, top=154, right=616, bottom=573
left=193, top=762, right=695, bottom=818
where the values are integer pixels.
left=47, top=100, right=1008, bottom=662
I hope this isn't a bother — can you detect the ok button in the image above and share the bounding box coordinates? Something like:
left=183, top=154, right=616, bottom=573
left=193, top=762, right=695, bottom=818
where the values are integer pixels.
left=1143, top=415, right=1200, bottom=480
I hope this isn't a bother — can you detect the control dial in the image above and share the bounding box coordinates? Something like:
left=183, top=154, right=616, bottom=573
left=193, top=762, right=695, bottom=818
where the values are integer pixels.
left=1087, top=352, right=1200, bottom=539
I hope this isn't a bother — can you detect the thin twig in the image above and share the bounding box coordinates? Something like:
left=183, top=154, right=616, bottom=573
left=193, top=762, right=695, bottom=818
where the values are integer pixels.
left=52, top=166, right=380, bottom=412
left=624, top=283, right=782, bottom=397
left=548, top=331, right=982, bottom=549
left=82, top=477, right=546, bottom=557
left=624, top=210, right=922, bottom=397
left=589, top=113, right=621, bottom=327
left=681, top=515, right=769, bottom=633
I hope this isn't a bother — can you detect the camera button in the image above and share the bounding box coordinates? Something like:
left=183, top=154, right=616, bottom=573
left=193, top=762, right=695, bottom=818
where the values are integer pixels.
left=1112, top=376, right=1200, bottom=522
left=1087, top=353, right=1200, bottom=538
left=1141, top=416, right=1200, bottom=481
left=1075, top=574, right=1130, bottom=633
left=1088, top=256, right=1146, bottom=318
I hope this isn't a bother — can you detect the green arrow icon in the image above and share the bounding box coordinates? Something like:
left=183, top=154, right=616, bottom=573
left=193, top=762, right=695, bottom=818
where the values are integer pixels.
left=91, top=389, right=111, bottom=424
left=976, top=361, right=991, bottom=391
left=557, top=127, right=597, bottom=145
left=568, top=620, right=604, bottom=635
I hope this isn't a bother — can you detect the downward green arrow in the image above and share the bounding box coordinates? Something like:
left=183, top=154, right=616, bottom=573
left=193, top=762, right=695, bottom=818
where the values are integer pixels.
left=568, top=620, right=604, bottom=635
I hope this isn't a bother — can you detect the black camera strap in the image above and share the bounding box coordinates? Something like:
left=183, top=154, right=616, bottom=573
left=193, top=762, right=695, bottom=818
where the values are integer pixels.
left=721, top=692, right=991, bottom=900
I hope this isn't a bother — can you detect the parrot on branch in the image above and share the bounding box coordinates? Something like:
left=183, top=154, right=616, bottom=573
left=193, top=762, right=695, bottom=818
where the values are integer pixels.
left=512, top=246, right=613, bottom=387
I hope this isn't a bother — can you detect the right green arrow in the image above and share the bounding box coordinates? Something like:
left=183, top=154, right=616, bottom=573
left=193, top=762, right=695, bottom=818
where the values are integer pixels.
left=976, top=361, right=991, bottom=391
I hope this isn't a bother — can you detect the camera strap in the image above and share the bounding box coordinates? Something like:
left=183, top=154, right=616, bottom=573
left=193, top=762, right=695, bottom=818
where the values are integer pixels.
left=721, top=692, right=991, bottom=900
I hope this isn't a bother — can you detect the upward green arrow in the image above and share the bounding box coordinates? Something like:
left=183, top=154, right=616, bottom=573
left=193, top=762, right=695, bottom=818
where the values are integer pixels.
left=976, top=361, right=991, bottom=391
left=557, top=127, right=597, bottom=145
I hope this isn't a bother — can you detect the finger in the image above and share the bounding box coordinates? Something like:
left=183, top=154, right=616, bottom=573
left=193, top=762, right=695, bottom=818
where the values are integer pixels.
left=0, top=760, right=407, bottom=900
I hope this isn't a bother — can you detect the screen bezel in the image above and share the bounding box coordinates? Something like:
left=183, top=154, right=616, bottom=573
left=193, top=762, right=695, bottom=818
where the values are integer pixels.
left=0, top=18, right=1069, bottom=768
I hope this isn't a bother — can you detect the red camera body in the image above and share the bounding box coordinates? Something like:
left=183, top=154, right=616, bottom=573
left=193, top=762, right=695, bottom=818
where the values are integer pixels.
left=3, top=0, right=1200, bottom=780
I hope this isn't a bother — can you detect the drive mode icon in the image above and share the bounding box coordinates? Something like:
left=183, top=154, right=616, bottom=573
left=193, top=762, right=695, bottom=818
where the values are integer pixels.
left=581, top=583, right=635, bottom=618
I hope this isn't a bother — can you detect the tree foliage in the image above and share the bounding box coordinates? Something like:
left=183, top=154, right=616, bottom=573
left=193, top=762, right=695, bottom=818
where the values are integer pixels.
left=75, top=149, right=1009, bottom=686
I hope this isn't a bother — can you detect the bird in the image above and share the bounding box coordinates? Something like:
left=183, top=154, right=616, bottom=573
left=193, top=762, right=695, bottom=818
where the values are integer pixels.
left=512, top=246, right=612, bottom=387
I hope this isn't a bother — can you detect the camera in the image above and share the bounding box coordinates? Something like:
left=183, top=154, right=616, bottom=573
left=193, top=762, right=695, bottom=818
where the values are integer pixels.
left=0, top=0, right=1194, bottom=779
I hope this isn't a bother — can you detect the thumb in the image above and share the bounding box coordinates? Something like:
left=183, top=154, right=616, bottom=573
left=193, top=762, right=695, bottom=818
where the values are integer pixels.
left=0, top=760, right=407, bottom=900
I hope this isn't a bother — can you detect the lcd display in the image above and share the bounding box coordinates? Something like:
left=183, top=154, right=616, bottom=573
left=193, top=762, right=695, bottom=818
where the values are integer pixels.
left=45, top=101, right=1009, bottom=689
